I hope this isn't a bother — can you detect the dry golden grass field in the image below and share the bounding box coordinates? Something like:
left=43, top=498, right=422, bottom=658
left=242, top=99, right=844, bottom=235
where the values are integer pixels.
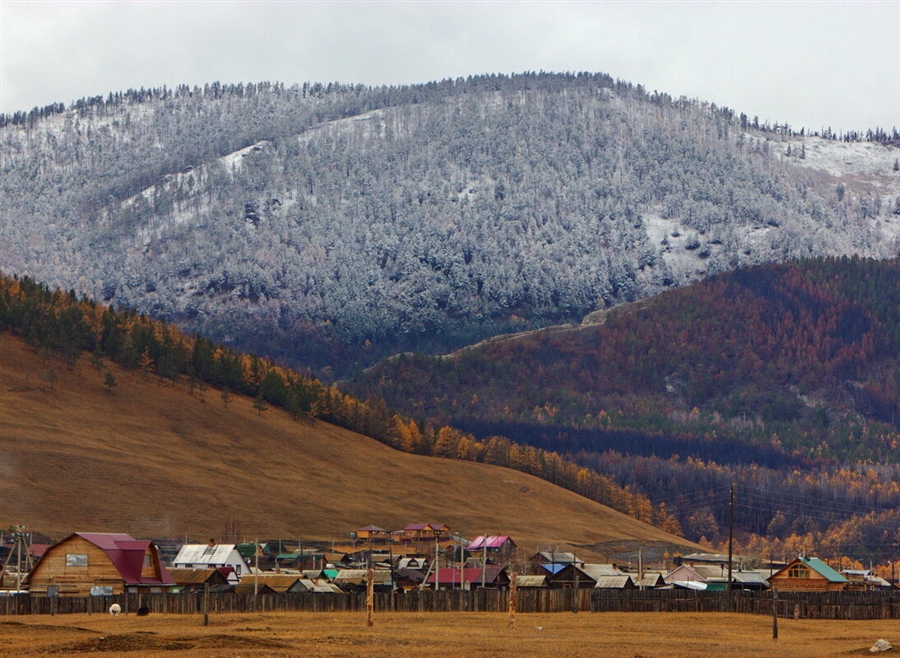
left=0, top=333, right=696, bottom=558
left=0, top=610, right=896, bottom=657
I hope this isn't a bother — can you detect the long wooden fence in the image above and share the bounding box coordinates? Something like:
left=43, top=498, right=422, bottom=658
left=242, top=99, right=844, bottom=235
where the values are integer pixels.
left=2, top=589, right=899, bottom=619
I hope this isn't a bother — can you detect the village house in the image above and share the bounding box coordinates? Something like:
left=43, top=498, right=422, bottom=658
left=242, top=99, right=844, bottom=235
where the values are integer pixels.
left=529, top=550, right=584, bottom=574
left=769, top=557, right=848, bottom=592
left=426, top=566, right=510, bottom=590
left=548, top=563, right=627, bottom=589
left=664, top=563, right=728, bottom=589
left=466, top=535, right=517, bottom=564
left=172, top=540, right=251, bottom=581
left=355, top=526, right=390, bottom=542
left=395, top=523, right=450, bottom=543
left=26, top=532, right=174, bottom=596
left=841, top=569, right=894, bottom=591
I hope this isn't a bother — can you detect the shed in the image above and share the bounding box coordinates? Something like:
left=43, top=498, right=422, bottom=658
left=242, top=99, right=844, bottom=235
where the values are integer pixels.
left=514, top=574, right=549, bottom=589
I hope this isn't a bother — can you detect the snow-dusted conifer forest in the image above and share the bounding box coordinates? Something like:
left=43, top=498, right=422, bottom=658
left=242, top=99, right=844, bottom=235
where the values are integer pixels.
left=2, top=73, right=898, bottom=375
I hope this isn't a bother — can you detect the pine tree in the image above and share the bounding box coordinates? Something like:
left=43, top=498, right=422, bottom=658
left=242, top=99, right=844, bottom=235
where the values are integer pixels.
left=103, top=371, right=117, bottom=393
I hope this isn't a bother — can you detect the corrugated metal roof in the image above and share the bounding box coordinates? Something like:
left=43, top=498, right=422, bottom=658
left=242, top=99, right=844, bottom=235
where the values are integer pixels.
left=514, top=575, right=548, bottom=588
left=174, top=543, right=244, bottom=566
left=167, top=568, right=219, bottom=585
left=426, top=566, right=506, bottom=585
left=334, top=569, right=393, bottom=584
left=579, top=564, right=626, bottom=580
left=732, top=570, right=769, bottom=586
left=534, top=551, right=579, bottom=564
left=801, top=557, right=848, bottom=583
left=594, top=575, right=634, bottom=589
left=250, top=574, right=304, bottom=592
left=467, top=536, right=514, bottom=550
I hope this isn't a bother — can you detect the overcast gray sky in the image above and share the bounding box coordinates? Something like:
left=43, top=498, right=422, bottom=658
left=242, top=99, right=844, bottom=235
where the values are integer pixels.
left=1, top=1, right=898, bottom=133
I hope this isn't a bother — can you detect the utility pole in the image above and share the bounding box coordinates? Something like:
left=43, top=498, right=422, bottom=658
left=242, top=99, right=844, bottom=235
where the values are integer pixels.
left=727, top=482, right=735, bottom=608
left=482, top=534, right=487, bottom=589
left=638, top=549, right=644, bottom=590
left=254, top=537, right=260, bottom=602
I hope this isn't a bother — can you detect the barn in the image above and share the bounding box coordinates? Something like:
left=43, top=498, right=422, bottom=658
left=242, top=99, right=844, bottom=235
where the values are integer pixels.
left=26, top=532, right=174, bottom=596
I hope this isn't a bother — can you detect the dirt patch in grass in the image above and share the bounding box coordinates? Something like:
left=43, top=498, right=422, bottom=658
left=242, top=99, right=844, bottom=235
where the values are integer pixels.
left=42, top=632, right=289, bottom=654
left=44, top=633, right=192, bottom=653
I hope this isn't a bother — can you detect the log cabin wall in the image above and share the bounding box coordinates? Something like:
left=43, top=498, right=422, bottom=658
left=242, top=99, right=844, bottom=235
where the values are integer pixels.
left=27, top=536, right=125, bottom=596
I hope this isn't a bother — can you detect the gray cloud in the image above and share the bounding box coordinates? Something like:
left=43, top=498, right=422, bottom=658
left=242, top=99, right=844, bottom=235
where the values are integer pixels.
left=1, top=1, right=897, bottom=132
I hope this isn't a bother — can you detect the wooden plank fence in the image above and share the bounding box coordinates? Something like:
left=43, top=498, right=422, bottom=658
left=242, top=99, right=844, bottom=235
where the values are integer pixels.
left=2, top=588, right=898, bottom=619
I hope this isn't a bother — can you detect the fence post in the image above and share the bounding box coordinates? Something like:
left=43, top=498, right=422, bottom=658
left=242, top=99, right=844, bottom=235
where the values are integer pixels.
left=202, top=583, right=209, bottom=626
left=366, top=568, right=374, bottom=628
left=772, top=589, right=778, bottom=639
left=508, top=573, right=517, bottom=629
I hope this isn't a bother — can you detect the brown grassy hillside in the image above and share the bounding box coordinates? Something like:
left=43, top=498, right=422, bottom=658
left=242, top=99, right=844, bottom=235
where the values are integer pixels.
left=0, top=333, right=695, bottom=559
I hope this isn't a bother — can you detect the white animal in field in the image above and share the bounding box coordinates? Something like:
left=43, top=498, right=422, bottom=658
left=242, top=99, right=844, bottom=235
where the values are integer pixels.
left=108, top=603, right=121, bottom=616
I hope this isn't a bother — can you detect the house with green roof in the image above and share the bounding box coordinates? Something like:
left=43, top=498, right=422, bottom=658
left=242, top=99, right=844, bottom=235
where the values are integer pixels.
left=769, top=557, right=848, bottom=592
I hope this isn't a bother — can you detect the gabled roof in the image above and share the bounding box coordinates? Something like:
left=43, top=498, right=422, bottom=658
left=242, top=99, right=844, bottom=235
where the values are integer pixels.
left=173, top=543, right=248, bottom=567
left=246, top=574, right=304, bottom=592
left=166, top=568, right=225, bottom=586
left=579, top=564, right=626, bottom=580
left=594, top=575, right=635, bottom=589
left=467, top=535, right=515, bottom=550
left=637, top=572, right=666, bottom=588
left=426, top=566, right=507, bottom=585
left=75, top=533, right=174, bottom=586
left=514, top=575, right=548, bottom=588
left=730, top=570, right=770, bottom=586
left=332, top=569, right=393, bottom=587
left=403, top=523, right=432, bottom=531
left=798, top=557, right=848, bottom=583
left=532, top=551, right=580, bottom=564
left=289, top=578, right=345, bottom=594
left=358, top=525, right=387, bottom=533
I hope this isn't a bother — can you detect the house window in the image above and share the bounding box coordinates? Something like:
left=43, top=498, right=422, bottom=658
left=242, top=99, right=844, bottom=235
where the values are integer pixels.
left=788, top=565, right=809, bottom=579
left=143, top=554, right=152, bottom=568
left=65, top=553, right=88, bottom=567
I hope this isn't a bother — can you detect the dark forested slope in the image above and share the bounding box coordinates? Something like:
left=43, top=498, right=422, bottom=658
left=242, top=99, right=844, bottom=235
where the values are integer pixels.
left=346, top=257, right=900, bottom=463
left=2, top=74, right=898, bottom=375
left=344, top=257, right=900, bottom=558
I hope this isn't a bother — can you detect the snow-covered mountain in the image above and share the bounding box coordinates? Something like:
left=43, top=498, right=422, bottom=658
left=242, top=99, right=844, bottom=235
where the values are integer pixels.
left=2, top=74, right=898, bottom=375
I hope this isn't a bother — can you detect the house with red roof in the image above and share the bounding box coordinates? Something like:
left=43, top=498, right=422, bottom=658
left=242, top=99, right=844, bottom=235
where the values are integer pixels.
left=425, top=566, right=510, bottom=590
left=26, top=532, right=174, bottom=596
left=466, top=535, right=517, bottom=563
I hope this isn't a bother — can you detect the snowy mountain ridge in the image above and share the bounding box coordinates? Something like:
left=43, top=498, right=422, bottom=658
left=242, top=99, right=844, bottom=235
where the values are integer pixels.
left=1, top=74, right=898, bottom=375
